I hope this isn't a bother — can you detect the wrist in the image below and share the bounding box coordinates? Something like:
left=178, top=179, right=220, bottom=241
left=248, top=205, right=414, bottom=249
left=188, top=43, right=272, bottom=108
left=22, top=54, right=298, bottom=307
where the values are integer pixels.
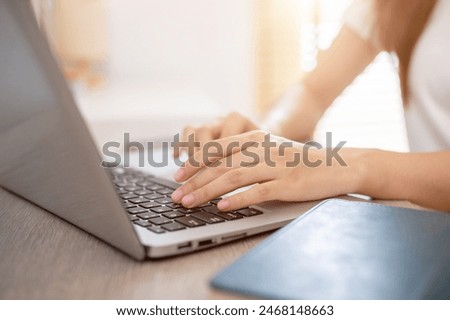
left=347, top=148, right=382, bottom=196
left=339, top=148, right=378, bottom=196
left=263, top=84, right=321, bottom=141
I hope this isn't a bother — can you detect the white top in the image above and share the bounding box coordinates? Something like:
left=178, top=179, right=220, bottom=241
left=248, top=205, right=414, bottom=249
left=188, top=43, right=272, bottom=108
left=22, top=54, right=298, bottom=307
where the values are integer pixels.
left=344, top=0, right=450, bottom=152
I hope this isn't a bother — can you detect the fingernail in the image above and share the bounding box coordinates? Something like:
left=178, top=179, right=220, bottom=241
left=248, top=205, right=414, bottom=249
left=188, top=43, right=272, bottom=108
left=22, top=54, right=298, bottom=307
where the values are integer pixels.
left=174, top=169, right=184, bottom=181
left=182, top=194, right=195, bottom=207
left=218, top=199, right=230, bottom=211
left=171, top=189, right=183, bottom=202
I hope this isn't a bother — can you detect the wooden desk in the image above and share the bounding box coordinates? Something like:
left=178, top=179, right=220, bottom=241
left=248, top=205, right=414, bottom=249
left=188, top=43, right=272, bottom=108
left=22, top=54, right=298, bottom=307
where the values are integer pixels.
left=0, top=187, right=419, bottom=299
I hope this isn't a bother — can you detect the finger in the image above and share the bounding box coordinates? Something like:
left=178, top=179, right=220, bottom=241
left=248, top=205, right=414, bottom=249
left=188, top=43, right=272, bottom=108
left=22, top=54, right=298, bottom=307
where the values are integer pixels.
left=173, top=126, right=196, bottom=158
left=220, top=113, right=247, bottom=138
left=195, top=127, right=214, bottom=153
left=179, top=165, right=274, bottom=208
left=180, top=126, right=196, bottom=157
left=174, top=119, right=224, bottom=158
left=175, top=130, right=265, bottom=182
left=207, top=120, right=224, bottom=140
left=217, top=181, right=279, bottom=211
left=171, top=150, right=262, bottom=202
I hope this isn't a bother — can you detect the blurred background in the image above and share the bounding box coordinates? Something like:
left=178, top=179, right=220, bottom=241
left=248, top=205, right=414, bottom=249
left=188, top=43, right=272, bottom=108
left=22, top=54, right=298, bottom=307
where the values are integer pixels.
left=31, top=0, right=408, bottom=152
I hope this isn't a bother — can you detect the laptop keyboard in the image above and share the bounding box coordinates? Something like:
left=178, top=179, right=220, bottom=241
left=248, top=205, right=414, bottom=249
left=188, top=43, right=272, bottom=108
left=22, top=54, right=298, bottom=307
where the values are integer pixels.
left=108, top=167, right=263, bottom=234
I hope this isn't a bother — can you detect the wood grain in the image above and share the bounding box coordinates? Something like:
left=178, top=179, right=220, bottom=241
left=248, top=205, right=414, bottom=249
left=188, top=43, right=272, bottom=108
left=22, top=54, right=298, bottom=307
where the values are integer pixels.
left=0, top=187, right=418, bottom=299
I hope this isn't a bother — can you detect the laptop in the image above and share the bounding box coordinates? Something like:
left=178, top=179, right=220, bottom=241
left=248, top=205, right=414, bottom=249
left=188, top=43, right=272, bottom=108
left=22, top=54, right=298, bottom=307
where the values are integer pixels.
left=0, top=0, right=320, bottom=259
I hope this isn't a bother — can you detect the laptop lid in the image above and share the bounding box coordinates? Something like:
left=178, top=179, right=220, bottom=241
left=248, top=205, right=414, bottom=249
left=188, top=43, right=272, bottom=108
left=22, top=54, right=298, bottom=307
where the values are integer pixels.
left=0, top=0, right=145, bottom=260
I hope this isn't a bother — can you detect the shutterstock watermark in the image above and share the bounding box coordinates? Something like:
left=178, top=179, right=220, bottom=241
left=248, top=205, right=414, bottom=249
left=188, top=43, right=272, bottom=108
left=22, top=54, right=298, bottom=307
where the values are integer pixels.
left=101, top=132, right=347, bottom=168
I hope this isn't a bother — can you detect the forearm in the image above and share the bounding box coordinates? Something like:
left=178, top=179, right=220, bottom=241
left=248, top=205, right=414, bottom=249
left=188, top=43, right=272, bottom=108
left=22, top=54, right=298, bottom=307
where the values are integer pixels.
left=263, top=84, right=327, bottom=142
left=264, top=26, right=378, bottom=143
left=351, top=149, right=450, bottom=211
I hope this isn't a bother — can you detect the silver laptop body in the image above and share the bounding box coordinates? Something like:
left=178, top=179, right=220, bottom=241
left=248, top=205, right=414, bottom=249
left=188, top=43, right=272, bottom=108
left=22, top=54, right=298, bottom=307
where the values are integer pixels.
left=0, top=0, right=319, bottom=259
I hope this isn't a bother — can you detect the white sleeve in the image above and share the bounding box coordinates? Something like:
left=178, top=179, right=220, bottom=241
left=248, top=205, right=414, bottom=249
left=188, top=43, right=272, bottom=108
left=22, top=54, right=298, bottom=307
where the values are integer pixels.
left=343, top=0, right=377, bottom=44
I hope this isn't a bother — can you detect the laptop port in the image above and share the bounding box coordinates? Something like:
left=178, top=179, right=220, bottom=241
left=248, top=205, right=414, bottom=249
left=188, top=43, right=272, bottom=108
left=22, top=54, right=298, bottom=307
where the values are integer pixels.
left=198, top=239, right=214, bottom=247
left=177, top=242, right=192, bottom=249
left=222, top=233, right=246, bottom=242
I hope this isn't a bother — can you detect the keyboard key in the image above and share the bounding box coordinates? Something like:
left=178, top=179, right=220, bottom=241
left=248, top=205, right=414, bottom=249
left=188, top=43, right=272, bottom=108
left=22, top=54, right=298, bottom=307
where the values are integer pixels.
left=137, top=181, right=155, bottom=187
left=149, top=216, right=172, bottom=225
left=139, top=202, right=160, bottom=209
left=127, top=207, right=148, bottom=215
left=161, top=222, right=186, bottom=232
left=120, top=193, right=138, bottom=200
left=117, top=189, right=129, bottom=195
left=202, top=206, right=222, bottom=215
left=237, top=208, right=263, bottom=217
left=166, top=203, right=183, bottom=209
left=146, top=185, right=164, bottom=191
left=129, top=197, right=150, bottom=204
left=134, top=190, right=153, bottom=196
left=124, top=186, right=142, bottom=192
left=150, top=206, right=173, bottom=214
left=155, top=198, right=173, bottom=205
left=137, top=212, right=160, bottom=220
left=147, top=225, right=165, bottom=234
left=129, top=215, right=139, bottom=221
left=123, top=203, right=138, bottom=209
left=175, top=216, right=206, bottom=228
left=157, top=188, right=174, bottom=195
left=213, top=211, right=243, bottom=220
left=115, top=181, right=128, bottom=187
left=145, top=194, right=165, bottom=201
left=177, top=207, right=202, bottom=214
left=162, top=211, right=185, bottom=219
left=134, top=219, right=152, bottom=227
left=198, top=203, right=213, bottom=208
left=191, top=212, right=225, bottom=224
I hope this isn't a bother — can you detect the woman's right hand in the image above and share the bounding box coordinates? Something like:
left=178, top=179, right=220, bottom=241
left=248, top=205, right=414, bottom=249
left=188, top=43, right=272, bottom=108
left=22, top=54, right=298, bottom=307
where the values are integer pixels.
left=173, top=112, right=260, bottom=157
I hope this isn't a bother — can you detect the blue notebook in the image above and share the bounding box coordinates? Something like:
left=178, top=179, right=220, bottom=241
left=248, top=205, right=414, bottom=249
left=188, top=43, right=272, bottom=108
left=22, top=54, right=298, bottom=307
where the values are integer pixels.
left=211, top=199, right=450, bottom=299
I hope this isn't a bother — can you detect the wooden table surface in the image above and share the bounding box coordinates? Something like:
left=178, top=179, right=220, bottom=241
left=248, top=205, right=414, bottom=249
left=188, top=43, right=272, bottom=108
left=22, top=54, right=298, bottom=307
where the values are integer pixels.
left=0, top=187, right=418, bottom=299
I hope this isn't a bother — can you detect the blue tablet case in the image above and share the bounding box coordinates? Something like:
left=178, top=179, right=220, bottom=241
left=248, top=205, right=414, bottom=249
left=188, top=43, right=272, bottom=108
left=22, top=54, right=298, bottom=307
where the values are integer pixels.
left=211, top=199, right=450, bottom=299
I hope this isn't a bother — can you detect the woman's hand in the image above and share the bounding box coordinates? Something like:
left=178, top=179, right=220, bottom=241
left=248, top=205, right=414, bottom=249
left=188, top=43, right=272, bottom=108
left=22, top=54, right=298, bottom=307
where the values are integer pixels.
left=171, top=130, right=362, bottom=211
left=173, top=112, right=260, bottom=157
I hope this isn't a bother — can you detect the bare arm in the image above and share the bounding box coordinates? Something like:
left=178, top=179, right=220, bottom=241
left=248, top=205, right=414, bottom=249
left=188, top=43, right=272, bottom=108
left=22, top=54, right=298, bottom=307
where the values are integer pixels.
left=355, top=150, right=450, bottom=211
left=265, top=26, right=379, bottom=141
left=171, top=25, right=450, bottom=213
left=172, top=134, right=450, bottom=213
left=175, top=25, right=380, bottom=156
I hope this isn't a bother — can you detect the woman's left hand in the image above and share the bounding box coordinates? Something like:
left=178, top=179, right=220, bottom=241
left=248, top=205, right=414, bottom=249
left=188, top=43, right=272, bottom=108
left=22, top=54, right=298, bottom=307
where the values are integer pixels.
left=171, top=130, right=361, bottom=211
